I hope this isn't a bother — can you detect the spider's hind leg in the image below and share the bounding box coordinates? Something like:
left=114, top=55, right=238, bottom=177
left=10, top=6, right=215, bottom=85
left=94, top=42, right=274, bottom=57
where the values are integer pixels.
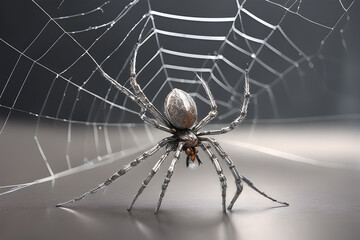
left=56, top=138, right=171, bottom=207
left=240, top=176, right=289, bottom=207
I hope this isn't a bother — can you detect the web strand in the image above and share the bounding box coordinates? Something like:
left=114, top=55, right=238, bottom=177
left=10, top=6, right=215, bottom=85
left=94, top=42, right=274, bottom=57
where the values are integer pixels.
left=0, top=0, right=355, bottom=195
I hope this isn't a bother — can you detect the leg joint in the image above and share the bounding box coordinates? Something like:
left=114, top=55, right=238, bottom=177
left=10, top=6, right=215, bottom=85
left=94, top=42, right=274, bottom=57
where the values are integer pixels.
left=219, top=174, right=227, bottom=182
left=104, top=179, right=112, bottom=186
left=209, top=110, right=217, bottom=118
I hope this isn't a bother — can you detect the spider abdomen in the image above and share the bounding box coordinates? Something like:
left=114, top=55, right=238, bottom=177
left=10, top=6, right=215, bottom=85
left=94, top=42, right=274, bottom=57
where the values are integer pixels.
left=164, top=88, right=198, bottom=129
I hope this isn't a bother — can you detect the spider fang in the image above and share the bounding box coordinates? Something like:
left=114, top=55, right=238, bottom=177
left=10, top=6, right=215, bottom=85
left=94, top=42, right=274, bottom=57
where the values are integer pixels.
left=185, top=147, right=202, bottom=167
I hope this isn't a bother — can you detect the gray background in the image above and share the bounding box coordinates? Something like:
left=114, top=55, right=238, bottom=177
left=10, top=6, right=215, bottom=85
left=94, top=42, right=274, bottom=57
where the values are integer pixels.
left=0, top=0, right=359, bottom=123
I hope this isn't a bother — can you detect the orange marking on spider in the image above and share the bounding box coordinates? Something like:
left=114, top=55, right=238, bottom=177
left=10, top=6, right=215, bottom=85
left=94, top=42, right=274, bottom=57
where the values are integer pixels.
left=186, top=148, right=191, bottom=155
left=191, top=153, right=195, bottom=162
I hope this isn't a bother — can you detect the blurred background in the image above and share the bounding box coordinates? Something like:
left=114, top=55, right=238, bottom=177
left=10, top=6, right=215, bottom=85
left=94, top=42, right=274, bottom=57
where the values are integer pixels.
left=0, top=0, right=359, bottom=240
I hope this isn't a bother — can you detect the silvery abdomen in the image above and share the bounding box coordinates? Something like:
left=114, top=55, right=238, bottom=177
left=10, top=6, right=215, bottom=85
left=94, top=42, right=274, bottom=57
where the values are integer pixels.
left=164, top=88, right=198, bottom=129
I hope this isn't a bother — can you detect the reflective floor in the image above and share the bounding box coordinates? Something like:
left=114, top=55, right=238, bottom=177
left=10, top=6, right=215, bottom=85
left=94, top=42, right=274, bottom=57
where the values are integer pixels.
left=0, top=121, right=359, bottom=240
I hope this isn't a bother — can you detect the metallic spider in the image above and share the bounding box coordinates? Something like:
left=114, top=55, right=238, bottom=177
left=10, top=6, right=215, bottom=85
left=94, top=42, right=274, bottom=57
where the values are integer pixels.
left=57, top=39, right=289, bottom=214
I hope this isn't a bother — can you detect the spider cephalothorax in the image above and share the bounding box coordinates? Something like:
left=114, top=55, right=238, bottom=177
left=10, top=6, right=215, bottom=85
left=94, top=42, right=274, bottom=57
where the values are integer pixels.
left=57, top=38, right=289, bottom=213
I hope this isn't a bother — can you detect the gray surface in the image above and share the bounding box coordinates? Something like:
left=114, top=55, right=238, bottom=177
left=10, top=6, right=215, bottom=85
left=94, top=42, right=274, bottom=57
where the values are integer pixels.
left=1, top=122, right=360, bottom=240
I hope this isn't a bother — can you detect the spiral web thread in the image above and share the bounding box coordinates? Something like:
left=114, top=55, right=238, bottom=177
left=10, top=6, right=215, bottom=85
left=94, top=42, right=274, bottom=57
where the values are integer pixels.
left=0, top=0, right=355, bottom=195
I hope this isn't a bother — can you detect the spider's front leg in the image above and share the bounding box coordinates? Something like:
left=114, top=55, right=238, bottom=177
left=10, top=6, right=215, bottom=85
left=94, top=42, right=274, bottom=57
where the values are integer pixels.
left=193, top=74, right=217, bottom=132
left=56, top=137, right=173, bottom=207
left=140, top=109, right=174, bottom=134
left=155, top=142, right=185, bottom=214
left=200, top=142, right=227, bottom=212
left=130, top=40, right=171, bottom=128
left=197, top=69, right=250, bottom=136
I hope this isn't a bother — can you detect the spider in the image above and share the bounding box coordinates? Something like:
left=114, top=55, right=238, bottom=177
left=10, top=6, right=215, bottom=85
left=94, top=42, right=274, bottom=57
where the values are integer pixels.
left=56, top=39, right=289, bottom=214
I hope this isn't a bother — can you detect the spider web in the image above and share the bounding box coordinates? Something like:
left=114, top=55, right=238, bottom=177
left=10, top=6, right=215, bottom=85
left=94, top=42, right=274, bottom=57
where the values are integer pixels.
left=0, top=0, right=356, bottom=195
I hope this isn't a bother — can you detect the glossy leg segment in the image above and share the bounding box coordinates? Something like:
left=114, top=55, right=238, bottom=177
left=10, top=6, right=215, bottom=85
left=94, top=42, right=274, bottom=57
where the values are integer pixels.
left=200, top=142, right=227, bottom=213
left=200, top=137, right=243, bottom=210
left=127, top=145, right=172, bottom=211
left=193, top=74, right=218, bottom=132
left=130, top=28, right=171, bottom=127
left=154, top=142, right=185, bottom=213
left=201, top=137, right=289, bottom=209
left=197, top=69, right=250, bottom=136
left=56, top=137, right=171, bottom=207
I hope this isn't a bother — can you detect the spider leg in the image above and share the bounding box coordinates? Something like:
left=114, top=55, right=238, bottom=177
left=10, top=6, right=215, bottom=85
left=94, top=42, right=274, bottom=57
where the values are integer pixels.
left=200, top=142, right=227, bottom=213
left=154, top=142, right=185, bottom=214
left=95, top=16, right=170, bottom=134
left=140, top=109, right=174, bottom=134
left=200, top=137, right=243, bottom=210
left=240, top=175, right=289, bottom=206
left=193, top=73, right=218, bottom=132
left=56, top=137, right=172, bottom=207
left=130, top=33, right=172, bottom=128
left=127, top=144, right=173, bottom=211
left=101, top=53, right=171, bottom=134
left=197, top=69, right=250, bottom=136
left=201, top=137, right=289, bottom=209
left=195, top=154, right=202, bottom=165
